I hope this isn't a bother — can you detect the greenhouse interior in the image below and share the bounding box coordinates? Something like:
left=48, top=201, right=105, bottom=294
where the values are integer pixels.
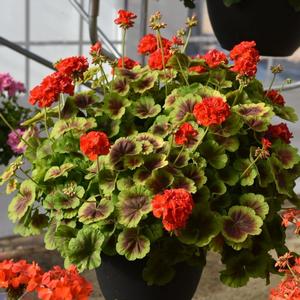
left=1, top=0, right=300, bottom=299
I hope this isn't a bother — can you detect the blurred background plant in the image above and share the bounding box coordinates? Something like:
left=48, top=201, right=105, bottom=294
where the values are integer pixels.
left=0, top=73, right=32, bottom=166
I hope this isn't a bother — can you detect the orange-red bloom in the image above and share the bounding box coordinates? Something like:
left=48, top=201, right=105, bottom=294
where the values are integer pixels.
left=193, top=97, right=230, bottom=127
left=117, top=57, right=139, bottom=69
left=189, top=65, right=206, bottom=74
left=230, top=41, right=260, bottom=77
left=37, top=265, right=92, bottom=300
left=265, top=89, right=285, bottom=106
left=89, top=41, right=102, bottom=56
left=114, top=9, right=137, bottom=29
left=55, top=56, right=88, bottom=79
left=29, top=72, right=74, bottom=108
left=137, top=34, right=171, bottom=55
left=80, top=131, right=110, bottom=160
left=152, top=189, right=194, bottom=231
left=175, top=122, right=198, bottom=145
left=148, top=48, right=172, bottom=70
left=203, top=49, right=228, bottom=68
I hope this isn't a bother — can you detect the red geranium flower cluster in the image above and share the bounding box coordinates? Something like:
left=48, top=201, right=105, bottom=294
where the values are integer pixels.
left=171, top=36, right=184, bottom=46
left=29, top=72, right=74, bottom=108
left=0, top=259, right=42, bottom=291
left=37, top=265, right=93, bottom=300
left=265, top=89, right=285, bottom=106
left=270, top=253, right=300, bottom=300
left=0, top=260, right=92, bottom=300
left=203, top=49, right=228, bottom=68
left=89, top=41, right=102, bottom=56
left=55, top=56, right=89, bottom=79
left=148, top=48, right=172, bottom=70
left=189, top=65, right=206, bottom=74
left=281, top=208, right=300, bottom=232
left=137, top=34, right=171, bottom=55
left=230, top=41, right=260, bottom=77
left=175, top=122, right=198, bottom=145
left=193, top=97, right=231, bottom=127
left=80, top=131, right=110, bottom=161
left=117, top=56, right=139, bottom=69
left=152, top=188, right=194, bottom=231
left=266, top=123, right=293, bottom=144
left=114, top=9, right=137, bottom=29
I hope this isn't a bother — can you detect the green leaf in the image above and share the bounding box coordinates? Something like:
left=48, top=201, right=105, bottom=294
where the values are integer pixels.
left=116, top=228, right=150, bottom=260
left=210, top=113, right=243, bottom=137
left=132, top=72, right=158, bottom=93
left=6, top=178, right=18, bottom=195
left=218, top=166, right=239, bottom=186
left=0, top=156, right=23, bottom=186
left=150, top=115, right=172, bottom=138
left=182, top=165, right=207, bottom=189
left=239, top=193, right=269, bottom=220
left=179, top=202, right=221, bottom=247
left=67, top=227, right=104, bottom=271
left=220, top=267, right=249, bottom=288
left=117, top=186, right=152, bottom=227
left=146, top=169, right=174, bottom=194
left=272, top=140, right=300, bottom=169
left=8, top=180, right=36, bottom=222
left=199, top=140, right=228, bottom=169
left=103, top=93, right=130, bottom=120
left=130, top=96, right=161, bottom=119
left=44, top=220, right=57, bottom=250
left=167, top=52, right=190, bottom=70
left=78, top=197, right=114, bottom=224
left=215, top=135, right=240, bottom=152
left=144, top=222, right=163, bottom=243
left=98, top=170, right=117, bottom=195
left=222, top=206, right=263, bottom=243
left=274, top=105, right=298, bottom=122
left=172, top=176, right=197, bottom=193
left=111, top=77, right=130, bottom=96
left=55, top=225, right=77, bottom=238
left=44, top=163, right=74, bottom=181
left=233, top=158, right=258, bottom=186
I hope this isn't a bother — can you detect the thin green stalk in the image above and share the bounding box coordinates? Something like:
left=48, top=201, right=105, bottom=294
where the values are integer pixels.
left=0, top=111, right=32, bottom=148
left=19, top=168, right=39, bottom=185
left=240, top=155, right=261, bottom=178
left=267, top=73, right=276, bottom=93
left=232, top=84, right=244, bottom=106
left=157, top=30, right=168, bottom=97
left=176, top=56, right=189, bottom=86
left=173, top=146, right=185, bottom=166
left=199, top=127, right=209, bottom=145
left=96, top=156, right=103, bottom=197
left=121, top=29, right=127, bottom=68
left=182, top=28, right=192, bottom=53
left=99, top=64, right=109, bottom=86
left=44, top=107, right=50, bottom=138
left=58, top=94, right=62, bottom=120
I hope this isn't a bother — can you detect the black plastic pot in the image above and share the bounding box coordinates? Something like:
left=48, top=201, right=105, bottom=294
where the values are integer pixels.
left=96, top=255, right=204, bottom=300
left=206, top=0, right=300, bottom=56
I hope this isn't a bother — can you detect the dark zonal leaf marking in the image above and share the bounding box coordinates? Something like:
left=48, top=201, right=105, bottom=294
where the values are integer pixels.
left=110, top=138, right=141, bottom=165
left=118, top=186, right=152, bottom=227
left=239, top=193, right=269, bottom=220
left=112, top=78, right=129, bottom=95
left=79, top=198, right=114, bottom=224
left=222, top=206, right=263, bottom=243
left=8, top=180, right=36, bottom=222
left=146, top=170, right=174, bottom=194
left=116, top=228, right=150, bottom=260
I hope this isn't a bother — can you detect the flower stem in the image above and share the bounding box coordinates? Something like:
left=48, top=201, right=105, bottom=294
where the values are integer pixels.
left=58, top=94, right=62, bottom=120
left=96, top=156, right=103, bottom=197
left=121, top=29, right=127, bottom=68
left=0, top=111, right=32, bottom=148
left=232, top=84, right=244, bottom=106
left=182, top=28, right=192, bottom=53
left=199, top=127, right=209, bottom=144
left=173, top=145, right=185, bottom=166
left=156, top=30, right=168, bottom=97
left=19, top=168, right=39, bottom=185
left=267, top=73, right=276, bottom=93
left=44, top=107, right=50, bottom=138
left=240, top=155, right=260, bottom=178
left=175, top=56, right=189, bottom=86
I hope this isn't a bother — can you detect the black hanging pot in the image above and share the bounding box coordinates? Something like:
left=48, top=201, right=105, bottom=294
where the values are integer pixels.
left=96, top=255, right=205, bottom=300
left=206, top=0, right=300, bottom=56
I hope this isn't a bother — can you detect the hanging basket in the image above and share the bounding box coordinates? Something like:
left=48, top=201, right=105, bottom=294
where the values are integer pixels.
left=206, top=0, right=300, bottom=56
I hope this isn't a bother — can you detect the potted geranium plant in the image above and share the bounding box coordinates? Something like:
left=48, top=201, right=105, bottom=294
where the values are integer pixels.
left=207, top=0, right=300, bottom=56
left=0, top=73, right=32, bottom=166
left=1, top=9, right=300, bottom=300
